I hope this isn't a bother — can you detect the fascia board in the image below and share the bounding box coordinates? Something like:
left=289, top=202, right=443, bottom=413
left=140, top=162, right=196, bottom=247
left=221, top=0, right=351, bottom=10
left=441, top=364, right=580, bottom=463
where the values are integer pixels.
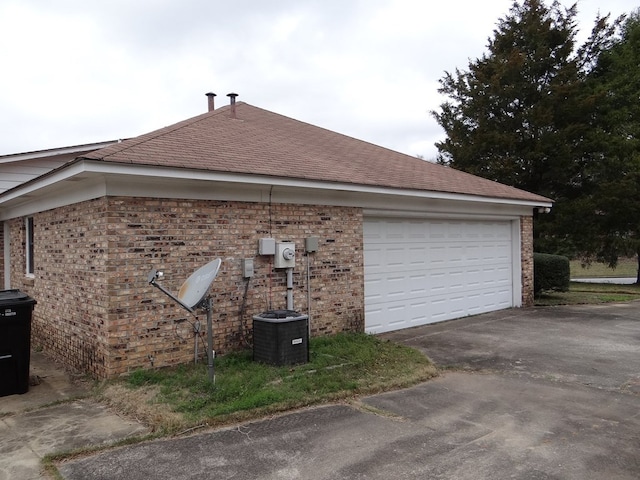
left=102, top=175, right=532, bottom=217
left=83, top=161, right=553, bottom=209
left=0, top=177, right=106, bottom=221
left=0, top=160, right=552, bottom=220
left=0, top=141, right=120, bottom=164
left=0, top=161, right=89, bottom=204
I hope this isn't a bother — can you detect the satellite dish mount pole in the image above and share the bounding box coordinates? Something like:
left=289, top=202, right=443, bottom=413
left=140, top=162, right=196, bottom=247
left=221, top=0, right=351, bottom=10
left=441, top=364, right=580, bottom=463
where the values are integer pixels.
left=147, top=259, right=221, bottom=385
left=199, top=295, right=215, bottom=384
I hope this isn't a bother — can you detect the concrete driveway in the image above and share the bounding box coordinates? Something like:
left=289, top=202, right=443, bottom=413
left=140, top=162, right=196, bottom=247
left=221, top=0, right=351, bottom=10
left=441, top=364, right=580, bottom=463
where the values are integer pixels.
left=58, top=302, right=640, bottom=479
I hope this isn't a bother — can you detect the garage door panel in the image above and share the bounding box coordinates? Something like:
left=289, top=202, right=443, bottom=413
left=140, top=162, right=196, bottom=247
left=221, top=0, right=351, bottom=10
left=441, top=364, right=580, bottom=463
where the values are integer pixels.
left=364, top=218, right=515, bottom=334
left=408, top=247, right=428, bottom=266
left=366, top=300, right=430, bottom=331
left=368, top=267, right=511, bottom=301
left=365, top=303, right=407, bottom=331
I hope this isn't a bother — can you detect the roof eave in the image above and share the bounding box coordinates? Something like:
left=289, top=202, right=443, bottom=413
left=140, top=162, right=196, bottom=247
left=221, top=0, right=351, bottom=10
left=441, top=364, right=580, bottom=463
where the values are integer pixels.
left=0, top=140, right=123, bottom=164
left=4, top=159, right=552, bottom=206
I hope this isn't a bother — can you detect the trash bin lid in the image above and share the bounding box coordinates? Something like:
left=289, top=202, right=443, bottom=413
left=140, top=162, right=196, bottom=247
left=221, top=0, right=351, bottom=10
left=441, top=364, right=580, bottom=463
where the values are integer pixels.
left=0, top=290, right=29, bottom=302
left=0, top=289, right=36, bottom=307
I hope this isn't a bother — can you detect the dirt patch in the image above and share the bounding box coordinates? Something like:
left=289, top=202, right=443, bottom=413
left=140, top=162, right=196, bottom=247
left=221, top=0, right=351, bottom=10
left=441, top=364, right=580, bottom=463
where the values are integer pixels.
left=98, top=384, right=187, bottom=433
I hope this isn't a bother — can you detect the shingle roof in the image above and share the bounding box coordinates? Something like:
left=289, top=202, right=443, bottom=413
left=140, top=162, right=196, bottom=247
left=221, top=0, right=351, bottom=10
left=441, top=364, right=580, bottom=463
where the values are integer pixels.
left=81, top=102, right=551, bottom=203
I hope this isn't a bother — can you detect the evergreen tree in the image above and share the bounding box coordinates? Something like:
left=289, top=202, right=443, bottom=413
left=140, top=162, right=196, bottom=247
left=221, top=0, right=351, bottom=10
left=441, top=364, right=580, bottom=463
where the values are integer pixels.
left=433, top=0, right=591, bottom=199
left=432, top=0, right=638, bottom=281
left=569, top=11, right=640, bottom=282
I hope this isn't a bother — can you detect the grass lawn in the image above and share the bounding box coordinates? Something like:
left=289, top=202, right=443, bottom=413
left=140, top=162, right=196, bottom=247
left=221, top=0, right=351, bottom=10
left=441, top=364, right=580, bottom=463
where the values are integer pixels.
left=97, top=275, right=639, bottom=436
left=535, top=281, right=640, bottom=306
left=570, top=257, right=638, bottom=278
left=99, top=333, right=437, bottom=433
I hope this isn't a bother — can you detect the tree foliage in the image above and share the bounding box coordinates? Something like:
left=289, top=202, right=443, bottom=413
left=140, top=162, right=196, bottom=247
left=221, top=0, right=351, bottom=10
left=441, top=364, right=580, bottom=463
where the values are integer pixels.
left=433, top=0, right=589, bottom=197
left=432, top=0, right=639, bottom=282
left=569, top=10, right=640, bottom=281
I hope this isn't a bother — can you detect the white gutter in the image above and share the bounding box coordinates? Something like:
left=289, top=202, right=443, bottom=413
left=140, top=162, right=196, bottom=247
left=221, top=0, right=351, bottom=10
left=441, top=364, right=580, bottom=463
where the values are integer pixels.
left=77, top=160, right=554, bottom=208
left=0, top=159, right=553, bottom=217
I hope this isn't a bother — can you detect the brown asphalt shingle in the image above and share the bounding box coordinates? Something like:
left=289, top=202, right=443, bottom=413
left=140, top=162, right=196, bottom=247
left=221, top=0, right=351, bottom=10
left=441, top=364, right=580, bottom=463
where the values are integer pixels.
left=81, top=102, right=551, bottom=203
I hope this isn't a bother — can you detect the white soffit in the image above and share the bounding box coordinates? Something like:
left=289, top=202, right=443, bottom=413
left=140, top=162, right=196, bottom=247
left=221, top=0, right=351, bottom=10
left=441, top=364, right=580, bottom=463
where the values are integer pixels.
left=90, top=161, right=552, bottom=209
left=0, top=160, right=552, bottom=220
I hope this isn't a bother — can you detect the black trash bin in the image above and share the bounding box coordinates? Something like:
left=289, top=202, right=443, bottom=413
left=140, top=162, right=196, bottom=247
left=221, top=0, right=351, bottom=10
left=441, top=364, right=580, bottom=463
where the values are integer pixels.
left=0, top=290, right=36, bottom=397
left=253, top=310, right=309, bottom=366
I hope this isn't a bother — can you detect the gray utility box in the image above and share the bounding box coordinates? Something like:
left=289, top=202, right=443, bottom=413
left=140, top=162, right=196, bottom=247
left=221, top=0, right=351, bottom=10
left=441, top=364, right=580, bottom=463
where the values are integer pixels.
left=253, top=310, right=309, bottom=366
left=0, top=290, right=37, bottom=397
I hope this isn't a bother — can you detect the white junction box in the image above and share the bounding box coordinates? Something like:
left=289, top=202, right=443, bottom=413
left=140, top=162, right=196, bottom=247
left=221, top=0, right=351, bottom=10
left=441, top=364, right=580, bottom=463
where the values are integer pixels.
left=241, top=258, right=254, bottom=278
left=305, top=236, right=319, bottom=253
left=274, top=242, right=296, bottom=268
left=259, top=238, right=276, bottom=255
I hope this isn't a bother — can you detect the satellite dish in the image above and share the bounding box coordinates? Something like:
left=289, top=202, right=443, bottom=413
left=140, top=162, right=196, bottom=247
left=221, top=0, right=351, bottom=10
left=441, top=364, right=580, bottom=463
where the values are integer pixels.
left=178, top=258, right=222, bottom=310
left=147, top=259, right=221, bottom=313
left=146, top=258, right=222, bottom=384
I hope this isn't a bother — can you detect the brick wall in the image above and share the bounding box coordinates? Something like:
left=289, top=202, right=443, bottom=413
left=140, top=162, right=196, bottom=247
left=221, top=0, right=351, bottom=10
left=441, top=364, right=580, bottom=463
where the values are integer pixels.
left=7, top=199, right=110, bottom=377
left=107, top=198, right=364, bottom=376
left=7, top=219, right=22, bottom=287
left=104, top=197, right=364, bottom=377
left=11, top=196, right=363, bottom=378
left=520, top=215, right=534, bottom=307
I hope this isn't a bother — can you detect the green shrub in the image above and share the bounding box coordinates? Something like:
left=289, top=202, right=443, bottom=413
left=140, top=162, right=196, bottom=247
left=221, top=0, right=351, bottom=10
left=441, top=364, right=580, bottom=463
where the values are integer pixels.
left=534, top=253, right=570, bottom=295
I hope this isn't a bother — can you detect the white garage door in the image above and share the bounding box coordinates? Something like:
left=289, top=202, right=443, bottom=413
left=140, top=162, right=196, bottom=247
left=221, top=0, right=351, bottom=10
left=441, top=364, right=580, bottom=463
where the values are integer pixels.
left=364, top=218, right=515, bottom=334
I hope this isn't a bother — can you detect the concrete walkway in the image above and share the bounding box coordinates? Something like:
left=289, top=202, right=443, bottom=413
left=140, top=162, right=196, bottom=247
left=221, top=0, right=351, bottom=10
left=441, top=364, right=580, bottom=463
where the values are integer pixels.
left=55, top=302, right=640, bottom=480
left=0, top=352, right=149, bottom=480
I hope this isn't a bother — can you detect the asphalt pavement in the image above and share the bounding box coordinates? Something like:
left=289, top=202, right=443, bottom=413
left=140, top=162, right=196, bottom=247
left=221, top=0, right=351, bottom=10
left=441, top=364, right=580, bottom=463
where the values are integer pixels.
left=55, top=302, right=640, bottom=480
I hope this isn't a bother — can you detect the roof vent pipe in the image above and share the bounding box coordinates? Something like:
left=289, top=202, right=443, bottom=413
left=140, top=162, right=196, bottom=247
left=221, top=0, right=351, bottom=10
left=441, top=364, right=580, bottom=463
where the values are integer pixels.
left=205, top=92, right=217, bottom=112
left=227, top=92, right=238, bottom=118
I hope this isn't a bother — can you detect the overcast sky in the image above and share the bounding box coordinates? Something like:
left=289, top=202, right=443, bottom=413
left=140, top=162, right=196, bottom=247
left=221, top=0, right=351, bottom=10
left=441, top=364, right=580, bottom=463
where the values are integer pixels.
left=0, top=0, right=636, bottom=159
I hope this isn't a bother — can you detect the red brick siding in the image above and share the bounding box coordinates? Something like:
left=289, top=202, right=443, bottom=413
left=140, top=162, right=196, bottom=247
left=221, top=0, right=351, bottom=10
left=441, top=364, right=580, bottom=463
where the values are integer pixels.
left=520, top=215, right=534, bottom=307
left=6, top=200, right=110, bottom=377
left=7, top=219, right=23, bottom=286
left=10, top=197, right=362, bottom=378
left=104, top=197, right=364, bottom=377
